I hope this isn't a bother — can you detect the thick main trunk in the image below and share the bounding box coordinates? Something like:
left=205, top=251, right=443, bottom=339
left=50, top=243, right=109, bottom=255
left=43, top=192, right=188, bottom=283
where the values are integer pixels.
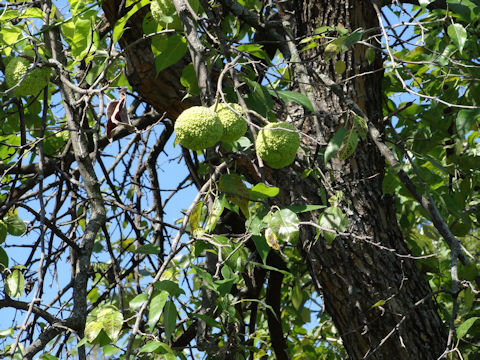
left=270, top=1, right=448, bottom=358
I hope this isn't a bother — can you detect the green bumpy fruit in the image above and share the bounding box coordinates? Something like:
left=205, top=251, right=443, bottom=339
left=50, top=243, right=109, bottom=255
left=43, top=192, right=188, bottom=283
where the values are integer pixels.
left=151, top=0, right=176, bottom=19
left=150, top=0, right=201, bottom=27
left=175, top=106, right=223, bottom=150
left=255, top=122, right=300, bottom=169
left=211, top=103, right=247, bottom=143
left=5, top=57, right=50, bottom=97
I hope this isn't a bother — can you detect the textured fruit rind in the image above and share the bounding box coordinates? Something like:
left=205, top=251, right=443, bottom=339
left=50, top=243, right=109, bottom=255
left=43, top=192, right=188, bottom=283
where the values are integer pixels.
left=5, top=58, right=50, bottom=97
left=211, top=103, right=247, bottom=143
left=255, top=122, right=300, bottom=169
left=174, top=106, right=223, bottom=150
left=151, top=0, right=176, bottom=18
left=151, top=0, right=202, bottom=26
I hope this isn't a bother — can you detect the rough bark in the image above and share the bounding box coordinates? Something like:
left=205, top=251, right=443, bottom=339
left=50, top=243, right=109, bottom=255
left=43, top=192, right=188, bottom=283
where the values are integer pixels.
left=269, top=1, right=448, bottom=358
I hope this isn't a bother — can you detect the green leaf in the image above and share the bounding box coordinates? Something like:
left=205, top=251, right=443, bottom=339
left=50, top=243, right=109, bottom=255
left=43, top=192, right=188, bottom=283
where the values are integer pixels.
left=139, top=341, right=174, bottom=354
left=40, top=354, right=59, bottom=360
left=0, top=25, right=22, bottom=55
left=71, top=17, right=93, bottom=59
left=249, top=183, right=279, bottom=200
left=464, top=287, right=474, bottom=309
left=205, top=195, right=226, bottom=233
left=0, top=328, right=13, bottom=338
left=338, top=130, right=358, bottom=160
left=243, top=78, right=274, bottom=117
left=113, top=0, right=149, bottom=42
left=324, top=127, right=347, bottom=165
left=447, top=23, right=467, bottom=54
left=365, top=47, right=375, bottom=65
left=129, top=293, right=148, bottom=311
left=102, top=345, right=119, bottom=356
left=456, top=109, right=480, bottom=137
left=190, top=313, right=222, bottom=328
left=237, top=44, right=271, bottom=63
left=0, top=247, right=8, bottom=268
left=318, top=206, right=349, bottom=244
left=147, top=290, right=169, bottom=329
left=267, top=89, right=314, bottom=112
left=4, top=215, right=26, bottom=236
left=249, top=261, right=291, bottom=276
left=163, top=300, right=177, bottom=342
left=458, top=263, right=478, bottom=281
left=155, top=280, right=185, bottom=297
left=218, top=174, right=250, bottom=218
left=252, top=235, right=270, bottom=264
left=341, top=29, right=363, bottom=51
left=1, top=8, right=44, bottom=20
left=214, top=278, right=235, bottom=297
left=353, top=114, right=368, bottom=140
left=152, top=34, right=188, bottom=74
left=0, top=221, right=7, bottom=244
left=5, top=270, right=24, bottom=298
left=323, top=41, right=341, bottom=61
left=135, top=243, right=161, bottom=254
left=180, top=63, right=200, bottom=95
left=291, top=283, right=303, bottom=311
left=457, top=317, right=479, bottom=339
left=265, top=208, right=300, bottom=246
left=286, top=204, right=326, bottom=213
left=98, top=306, right=123, bottom=341
left=76, top=336, right=89, bottom=348
left=139, top=341, right=163, bottom=353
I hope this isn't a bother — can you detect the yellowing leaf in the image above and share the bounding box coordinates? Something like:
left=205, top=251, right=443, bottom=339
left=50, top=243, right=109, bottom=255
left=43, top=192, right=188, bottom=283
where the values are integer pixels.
left=265, top=228, right=280, bottom=250
left=85, top=320, right=103, bottom=342
left=189, top=201, right=204, bottom=234
left=98, top=306, right=123, bottom=341
left=371, top=299, right=386, bottom=309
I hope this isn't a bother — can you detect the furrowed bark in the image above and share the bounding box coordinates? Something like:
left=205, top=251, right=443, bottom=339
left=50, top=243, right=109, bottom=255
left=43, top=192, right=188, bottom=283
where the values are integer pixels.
left=271, top=1, right=448, bottom=358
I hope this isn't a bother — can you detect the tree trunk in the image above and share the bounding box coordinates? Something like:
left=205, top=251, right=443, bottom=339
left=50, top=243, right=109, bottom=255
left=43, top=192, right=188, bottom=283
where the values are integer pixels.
left=270, top=1, right=448, bottom=358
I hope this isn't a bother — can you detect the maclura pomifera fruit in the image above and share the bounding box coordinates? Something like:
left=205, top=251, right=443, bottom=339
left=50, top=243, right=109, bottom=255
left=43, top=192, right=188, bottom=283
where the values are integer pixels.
left=5, top=57, right=50, bottom=97
left=211, top=103, right=247, bottom=143
left=255, top=122, right=300, bottom=169
left=174, top=106, right=223, bottom=150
